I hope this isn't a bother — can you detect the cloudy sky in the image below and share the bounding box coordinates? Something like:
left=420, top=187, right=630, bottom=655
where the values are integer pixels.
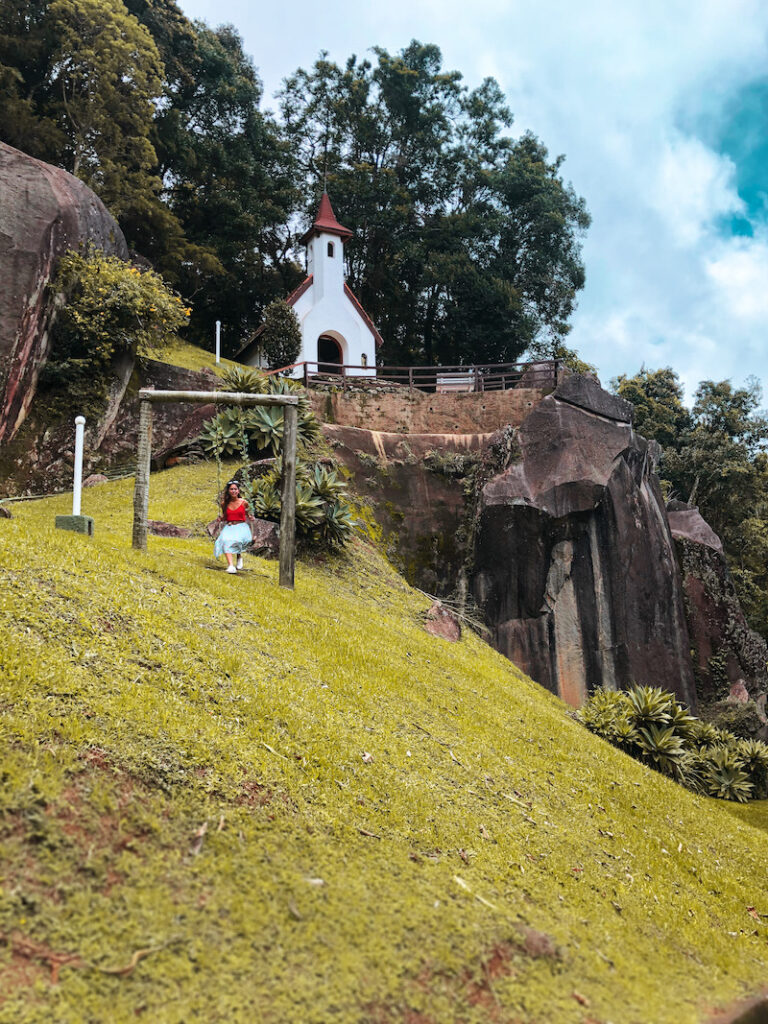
left=178, top=0, right=768, bottom=400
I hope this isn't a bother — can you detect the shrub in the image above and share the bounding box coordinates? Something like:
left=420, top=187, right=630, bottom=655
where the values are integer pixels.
left=42, top=248, right=190, bottom=412
left=258, top=299, right=302, bottom=371
left=199, top=368, right=320, bottom=458
left=701, top=747, right=753, bottom=803
left=578, top=684, right=768, bottom=802
left=250, top=461, right=356, bottom=550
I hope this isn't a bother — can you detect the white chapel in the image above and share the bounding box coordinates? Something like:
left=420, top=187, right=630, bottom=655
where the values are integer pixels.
left=242, top=194, right=381, bottom=376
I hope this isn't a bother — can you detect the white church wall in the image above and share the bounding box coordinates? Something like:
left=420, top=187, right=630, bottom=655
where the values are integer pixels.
left=246, top=198, right=379, bottom=377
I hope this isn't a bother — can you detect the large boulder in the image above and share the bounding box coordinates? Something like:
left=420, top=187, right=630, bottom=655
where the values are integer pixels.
left=671, top=507, right=768, bottom=720
left=0, top=142, right=128, bottom=444
left=471, top=386, right=697, bottom=709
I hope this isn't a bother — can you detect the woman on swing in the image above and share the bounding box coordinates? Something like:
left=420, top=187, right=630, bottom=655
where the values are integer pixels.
left=215, top=480, right=252, bottom=574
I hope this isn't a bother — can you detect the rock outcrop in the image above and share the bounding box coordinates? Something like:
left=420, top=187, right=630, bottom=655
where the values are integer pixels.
left=324, top=423, right=488, bottom=596
left=471, top=377, right=698, bottom=708
left=670, top=505, right=768, bottom=720
left=0, top=142, right=128, bottom=444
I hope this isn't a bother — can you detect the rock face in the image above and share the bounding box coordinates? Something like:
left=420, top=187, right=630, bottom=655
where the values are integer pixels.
left=323, top=423, right=488, bottom=596
left=671, top=508, right=768, bottom=712
left=0, top=357, right=218, bottom=498
left=471, top=381, right=697, bottom=709
left=0, top=142, right=128, bottom=444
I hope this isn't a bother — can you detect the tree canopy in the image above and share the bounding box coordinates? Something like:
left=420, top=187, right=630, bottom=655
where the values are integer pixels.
left=0, top=12, right=589, bottom=362
left=280, top=43, right=590, bottom=365
left=615, top=368, right=768, bottom=638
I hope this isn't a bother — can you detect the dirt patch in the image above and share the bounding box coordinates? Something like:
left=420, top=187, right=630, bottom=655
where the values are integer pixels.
left=364, top=928, right=558, bottom=1023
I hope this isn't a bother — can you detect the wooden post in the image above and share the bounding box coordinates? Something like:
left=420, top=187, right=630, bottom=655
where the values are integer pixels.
left=132, top=400, right=153, bottom=550
left=408, top=367, right=414, bottom=393
left=279, top=403, right=298, bottom=589
left=303, top=362, right=309, bottom=388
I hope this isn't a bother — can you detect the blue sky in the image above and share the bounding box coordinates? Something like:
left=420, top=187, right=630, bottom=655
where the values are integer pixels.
left=177, top=0, right=768, bottom=401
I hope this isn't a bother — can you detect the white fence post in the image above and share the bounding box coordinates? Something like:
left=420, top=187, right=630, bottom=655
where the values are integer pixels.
left=72, top=415, right=86, bottom=515
left=215, top=320, right=221, bottom=365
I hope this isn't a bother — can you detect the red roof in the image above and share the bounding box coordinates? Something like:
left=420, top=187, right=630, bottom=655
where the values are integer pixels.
left=286, top=275, right=313, bottom=306
left=299, top=193, right=353, bottom=246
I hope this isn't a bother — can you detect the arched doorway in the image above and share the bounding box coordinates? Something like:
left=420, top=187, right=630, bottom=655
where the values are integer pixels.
left=318, top=334, right=343, bottom=371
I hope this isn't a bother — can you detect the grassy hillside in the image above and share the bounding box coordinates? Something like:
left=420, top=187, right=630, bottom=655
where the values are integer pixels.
left=156, top=340, right=240, bottom=374
left=1, top=464, right=767, bottom=1023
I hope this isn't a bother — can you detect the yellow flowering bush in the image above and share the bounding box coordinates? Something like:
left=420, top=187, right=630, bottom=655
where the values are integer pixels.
left=42, top=248, right=191, bottom=410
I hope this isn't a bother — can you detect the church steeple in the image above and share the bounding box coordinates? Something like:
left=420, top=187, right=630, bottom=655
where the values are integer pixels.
left=301, top=192, right=350, bottom=301
left=299, top=193, right=353, bottom=246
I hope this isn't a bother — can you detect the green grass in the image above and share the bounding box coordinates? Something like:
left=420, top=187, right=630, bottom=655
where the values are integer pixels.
left=1, top=462, right=768, bottom=1023
left=157, top=339, right=241, bottom=374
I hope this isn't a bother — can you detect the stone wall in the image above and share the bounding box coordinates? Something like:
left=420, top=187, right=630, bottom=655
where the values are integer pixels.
left=310, top=386, right=546, bottom=435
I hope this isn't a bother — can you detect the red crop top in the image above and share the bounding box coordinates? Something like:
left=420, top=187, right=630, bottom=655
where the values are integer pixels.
left=223, top=500, right=247, bottom=523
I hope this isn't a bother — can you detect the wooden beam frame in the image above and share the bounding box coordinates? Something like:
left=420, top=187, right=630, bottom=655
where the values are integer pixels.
left=132, top=388, right=300, bottom=589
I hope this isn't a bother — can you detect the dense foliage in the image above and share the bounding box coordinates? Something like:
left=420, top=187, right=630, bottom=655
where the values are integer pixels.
left=281, top=44, right=590, bottom=365
left=200, top=366, right=355, bottom=549
left=258, top=299, right=302, bottom=370
left=0, top=1, right=589, bottom=363
left=614, top=368, right=768, bottom=637
left=579, top=685, right=768, bottom=802
left=42, top=248, right=189, bottom=409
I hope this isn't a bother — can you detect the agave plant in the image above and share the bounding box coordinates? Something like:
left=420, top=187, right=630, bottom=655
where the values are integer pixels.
left=244, top=405, right=284, bottom=455
left=687, top=720, right=721, bottom=749
left=677, top=750, right=708, bottom=794
left=199, top=407, right=247, bottom=457
left=636, top=724, right=686, bottom=778
left=701, top=747, right=753, bottom=802
left=667, top=701, right=697, bottom=739
left=626, top=686, right=675, bottom=730
left=294, top=481, right=325, bottom=531
left=735, top=739, right=768, bottom=798
left=252, top=478, right=281, bottom=519
left=315, top=499, right=358, bottom=547
left=219, top=365, right=268, bottom=394
left=578, top=689, right=632, bottom=743
left=310, top=464, right=348, bottom=501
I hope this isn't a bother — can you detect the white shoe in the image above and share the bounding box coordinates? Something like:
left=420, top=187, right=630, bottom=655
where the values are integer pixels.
left=226, top=565, right=237, bottom=574
left=236, top=555, right=244, bottom=570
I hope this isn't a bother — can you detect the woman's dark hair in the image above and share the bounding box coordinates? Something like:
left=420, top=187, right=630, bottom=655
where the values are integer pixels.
left=221, top=480, right=240, bottom=508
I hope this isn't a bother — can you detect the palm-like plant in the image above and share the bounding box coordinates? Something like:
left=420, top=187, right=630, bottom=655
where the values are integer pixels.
left=252, top=478, right=281, bottom=519
left=626, top=686, right=674, bottom=730
left=310, top=464, right=348, bottom=501
left=245, top=406, right=284, bottom=455
left=735, top=739, right=768, bottom=798
left=199, top=407, right=245, bottom=457
left=636, top=725, right=686, bottom=778
left=316, top=499, right=358, bottom=547
left=687, top=720, right=720, bottom=749
left=578, top=685, right=763, bottom=802
left=702, top=747, right=753, bottom=802
left=294, top=482, right=325, bottom=531
left=219, top=365, right=268, bottom=394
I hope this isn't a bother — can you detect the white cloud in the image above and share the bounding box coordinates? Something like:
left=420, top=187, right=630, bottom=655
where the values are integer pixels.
left=706, top=237, right=768, bottom=320
left=178, top=0, right=768, bottom=400
left=650, top=134, right=744, bottom=247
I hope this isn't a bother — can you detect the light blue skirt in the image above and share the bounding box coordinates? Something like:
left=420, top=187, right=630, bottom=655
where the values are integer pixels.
left=214, top=522, right=252, bottom=557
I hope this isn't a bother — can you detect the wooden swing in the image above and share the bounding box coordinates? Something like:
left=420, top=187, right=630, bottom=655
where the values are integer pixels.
left=131, top=388, right=299, bottom=589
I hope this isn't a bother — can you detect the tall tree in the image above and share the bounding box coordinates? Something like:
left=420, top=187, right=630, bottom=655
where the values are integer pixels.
left=280, top=42, right=590, bottom=365
left=615, top=369, right=768, bottom=637
left=0, top=0, right=164, bottom=217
